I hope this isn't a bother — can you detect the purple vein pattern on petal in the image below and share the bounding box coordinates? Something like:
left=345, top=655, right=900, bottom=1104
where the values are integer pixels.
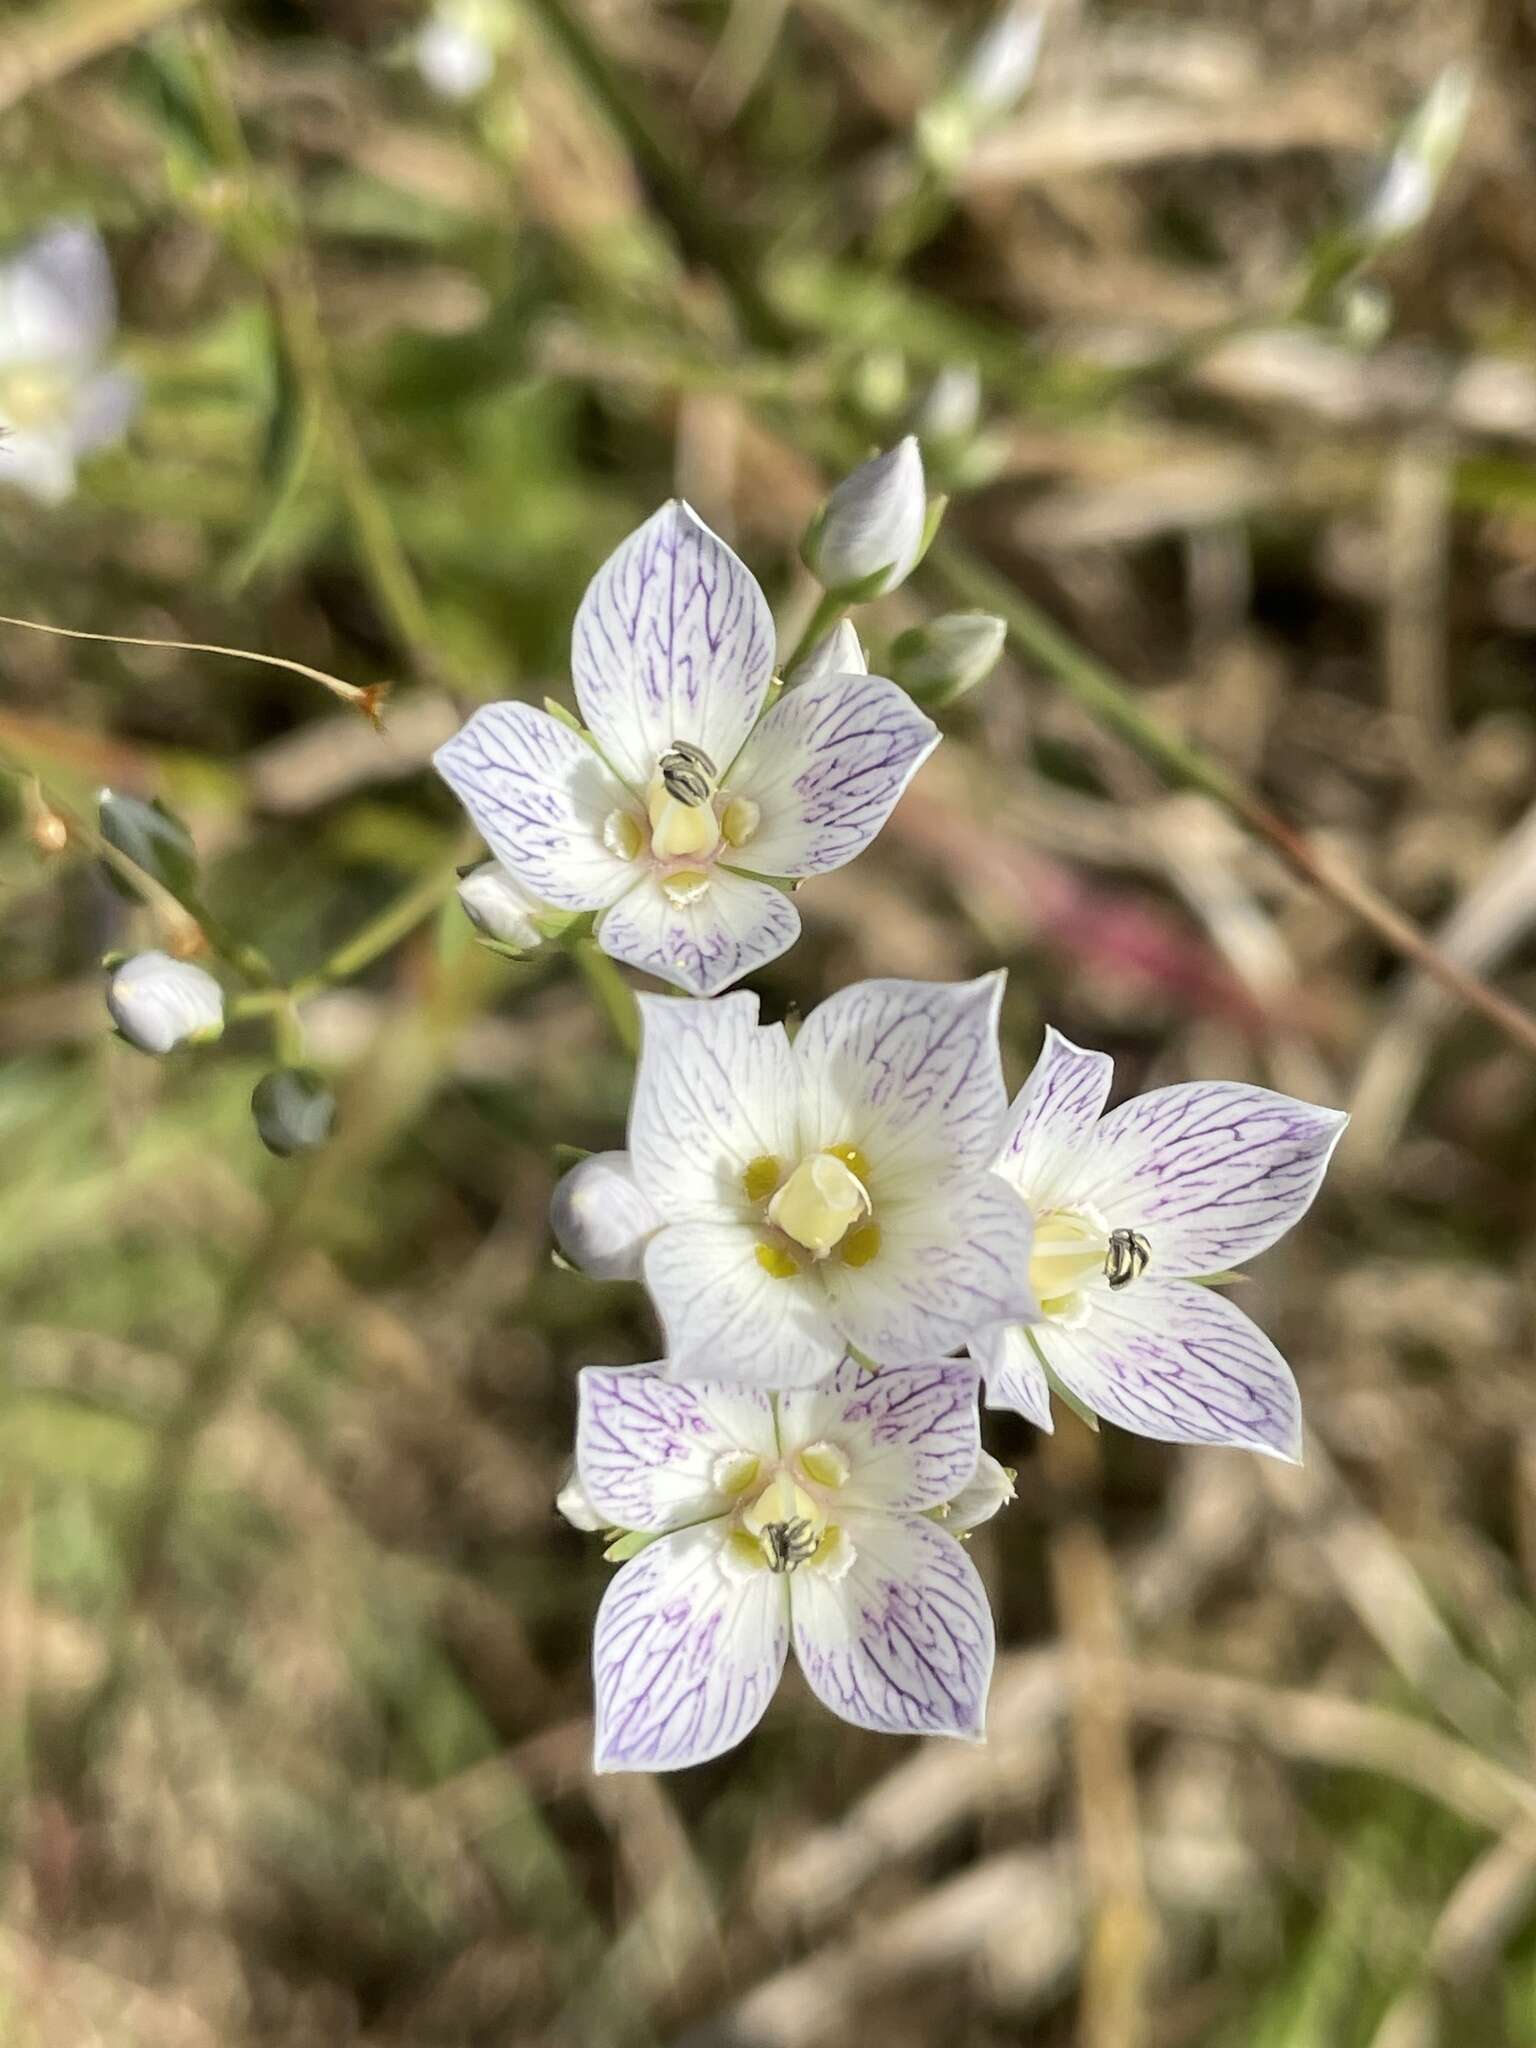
left=794, top=974, right=1010, bottom=1196
left=571, top=501, right=775, bottom=793
left=628, top=992, right=800, bottom=1217
left=1037, top=1277, right=1303, bottom=1460
left=434, top=700, right=635, bottom=911
left=822, top=1175, right=1037, bottom=1366
left=598, top=869, right=801, bottom=997
left=593, top=1526, right=788, bottom=1771
left=791, top=1515, right=993, bottom=1739
left=576, top=1366, right=776, bottom=1531
left=644, top=1220, right=846, bottom=1389
left=778, top=1357, right=981, bottom=1514
left=1061, top=1082, right=1348, bottom=1276
left=996, top=1027, right=1116, bottom=1207
left=727, top=673, right=939, bottom=878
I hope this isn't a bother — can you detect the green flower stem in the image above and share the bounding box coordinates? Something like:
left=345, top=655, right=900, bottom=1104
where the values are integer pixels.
left=567, top=935, right=640, bottom=1059
left=290, top=857, right=463, bottom=1001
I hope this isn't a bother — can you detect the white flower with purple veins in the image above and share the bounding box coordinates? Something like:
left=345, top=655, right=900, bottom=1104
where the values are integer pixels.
left=584, top=972, right=1035, bottom=1388
left=578, top=1359, right=995, bottom=1770
left=0, top=221, right=138, bottom=505
left=972, top=1029, right=1348, bottom=1460
left=435, top=502, right=939, bottom=996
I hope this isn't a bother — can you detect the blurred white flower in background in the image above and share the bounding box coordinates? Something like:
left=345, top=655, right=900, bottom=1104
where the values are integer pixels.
left=0, top=220, right=138, bottom=505
left=413, top=0, right=501, bottom=101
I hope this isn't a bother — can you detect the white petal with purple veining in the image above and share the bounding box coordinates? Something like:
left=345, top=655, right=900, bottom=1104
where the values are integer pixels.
left=995, top=1027, right=1116, bottom=1208
left=644, top=1219, right=846, bottom=1388
left=778, top=1357, right=981, bottom=1515
left=571, top=501, right=776, bottom=793
left=577, top=1365, right=776, bottom=1531
left=820, top=1174, right=1036, bottom=1366
left=628, top=992, right=799, bottom=1219
left=593, top=1525, right=788, bottom=1771
left=1035, top=1278, right=1303, bottom=1460
left=793, top=974, right=1011, bottom=1197
left=434, top=700, right=636, bottom=911
left=1058, top=1083, right=1348, bottom=1277
left=970, top=1320, right=1054, bottom=1433
left=726, top=673, right=938, bottom=879
left=598, top=867, right=801, bottom=997
left=790, top=1513, right=993, bottom=1739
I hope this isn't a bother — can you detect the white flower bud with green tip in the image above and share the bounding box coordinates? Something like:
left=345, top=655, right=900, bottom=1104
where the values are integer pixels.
left=106, top=951, right=223, bottom=1054
left=956, top=3, right=1044, bottom=123
left=457, top=860, right=545, bottom=952
left=550, top=1150, right=661, bottom=1283
left=1359, top=62, right=1474, bottom=244
left=943, top=1451, right=1016, bottom=1533
left=786, top=619, right=867, bottom=689
left=889, top=611, right=1006, bottom=709
left=802, top=437, right=932, bottom=600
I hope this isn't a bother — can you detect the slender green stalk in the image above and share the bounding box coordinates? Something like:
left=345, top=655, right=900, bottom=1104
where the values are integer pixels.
left=782, top=589, right=847, bottom=677
left=292, top=859, right=461, bottom=1000
left=568, top=935, right=640, bottom=1058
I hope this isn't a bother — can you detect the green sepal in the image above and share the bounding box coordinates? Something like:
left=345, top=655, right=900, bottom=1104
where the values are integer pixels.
left=604, top=1529, right=661, bottom=1563
left=542, top=697, right=585, bottom=733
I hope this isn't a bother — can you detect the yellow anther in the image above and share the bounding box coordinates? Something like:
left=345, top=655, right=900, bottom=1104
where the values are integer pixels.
left=661, top=868, right=712, bottom=905
left=721, top=796, right=761, bottom=848
left=742, top=1154, right=783, bottom=1203
left=755, top=1241, right=803, bottom=1280
left=826, top=1142, right=872, bottom=1182
left=603, top=808, right=644, bottom=861
left=839, top=1220, right=883, bottom=1268
left=768, top=1152, right=871, bottom=1259
left=648, top=783, right=721, bottom=861
left=799, top=1439, right=850, bottom=1489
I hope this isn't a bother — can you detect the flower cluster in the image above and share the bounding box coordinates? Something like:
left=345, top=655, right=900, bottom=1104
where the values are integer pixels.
left=432, top=479, right=1348, bottom=1775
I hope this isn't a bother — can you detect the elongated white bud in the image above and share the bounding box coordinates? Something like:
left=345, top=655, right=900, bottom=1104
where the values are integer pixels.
left=550, top=1150, right=660, bottom=1282
left=944, top=1452, right=1016, bottom=1532
left=888, top=611, right=1006, bottom=708
left=106, top=951, right=223, bottom=1054
left=802, top=437, right=931, bottom=599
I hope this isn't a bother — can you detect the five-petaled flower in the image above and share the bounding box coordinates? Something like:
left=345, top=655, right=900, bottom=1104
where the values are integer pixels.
left=578, top=1358, right=996, bottom=1771
left=971, top=1028, right=1348, bottom=1460
left=434, top=500, right=939, bottom=996
left=0, top=220, right=138, bottom=506
left=558, top=973, right=1037, bottom=1387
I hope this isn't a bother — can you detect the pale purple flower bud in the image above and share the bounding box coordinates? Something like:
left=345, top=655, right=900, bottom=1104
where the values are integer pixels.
left=106, top=951, right=223, bottom=1054
left=457, top=860, right=544, bottom=950
left=889, top=611, right=1006, bottom=708
left=786, top=618, right=868, bottom=688
left=944, top=1452, right=1017, bottom=1533
left=803, top=437, right=930, bottom=599
left=550, top=1150, right=660, bottom=1282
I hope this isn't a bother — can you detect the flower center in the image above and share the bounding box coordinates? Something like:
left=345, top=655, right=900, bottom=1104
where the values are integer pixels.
left=0, top=364, right=71, bottom=430
left=721, top=1451, right=854, bottom=1580
left=768, top=1152, right=871, bottom=1258
left=1029, top=1207, right=1151, bottom=1320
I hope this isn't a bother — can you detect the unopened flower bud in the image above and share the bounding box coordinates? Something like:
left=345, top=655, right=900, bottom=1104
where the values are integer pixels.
left=943, top=1452, right=1016, bottom=1533
left=915, top=363, right=982, bottom=449
left=802, top=437, right=932, bottom=600
left=888, top=611, right=1006, bottom=708
left=956, top=3, right=1044, bottom=123
left=787, top=619, right=868, bottom=688
left=550, top=1150, right=660, bottom=1282
left=458, top=861, right=544, bottom=952
left=98, top=789, right=198, bottom=901
left=252, top=1066, right=337, bottom=1157
left=106, top=950, right=223, bottom=1054
left=556, top=1466, right=606, bottom=1532
left=1358, top=62, right=1473, bottom=244
left=414, top=1, right=497, bottom=99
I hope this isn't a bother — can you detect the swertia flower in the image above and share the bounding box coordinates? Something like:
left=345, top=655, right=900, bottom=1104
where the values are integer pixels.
left=555, top=973, right=1036, bottom=1387
left=0, top=220, right=138, bottom=505
left=577, top=1359, right=996, bottom=1770
left=971, top=1029, right=1347, bottom=1459
left=435, top=501, right=938, bottom=996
